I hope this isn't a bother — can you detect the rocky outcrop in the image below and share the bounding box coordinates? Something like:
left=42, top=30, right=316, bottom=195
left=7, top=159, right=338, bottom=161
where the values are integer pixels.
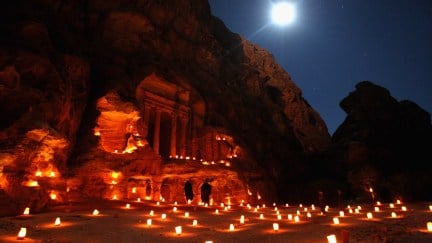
left=0, top=0, right=331, bottom=214
left=330, top=81, right=432, bottom=202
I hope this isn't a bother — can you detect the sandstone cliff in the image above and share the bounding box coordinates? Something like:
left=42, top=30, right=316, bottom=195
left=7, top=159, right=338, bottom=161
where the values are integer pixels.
left=0, top=0, right=330, bottom=215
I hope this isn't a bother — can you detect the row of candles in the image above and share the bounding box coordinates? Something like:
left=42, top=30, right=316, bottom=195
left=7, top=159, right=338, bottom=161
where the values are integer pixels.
left=15, top=201, right=432, bottom=241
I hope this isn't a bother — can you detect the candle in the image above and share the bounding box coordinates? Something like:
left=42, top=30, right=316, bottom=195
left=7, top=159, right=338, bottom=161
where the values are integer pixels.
left=175, top=226, right=182, bottom=235
left=192, top=219, right=198, bottom=226
left=327, top=234, right=337, bottom=243
left=294, top=215, right=300, bottom=223
left=333, top=217, right=340, bottom=225
left=149, top=210, right=154, bottom=216
left=311, top=204, right=315, bottom=210
left=277, top=214, right=282, bottom=220
left=137, top=198, right=141, bottom=202
left=355, top=208, right=360, bottom=214
left=273, top=223, right=279, bottom=231
left=240, top=215, right=245, bottom=224
left=367, top=212, right=373, bottom=219
left=229, top=224, right=235, bottom=231
left=125, top=203, right=130, bottom=209
left=339, top=211, right=345, bottom=217
left=161, top=213, right=166, bottom=219
left=307, top=212, right=312, bottom=218
left=374, top=207, right=380, bottom=212
left=156, top=201, right=159, bottom=205
left=427, top=222, right=432, bottom=232
left=396, top=199, right=401, bottom=204
left=260, top=214, right=264, bottom=219
left=429, top=205, right=432, bottom=211
left=349, top=209, right=353, bottom=214
left=173, top=207, right=177, bottom=212
left=391, top=212, right=397, bottom=218
left=17, top=227, right=26, bottom=240
left=92, top=209, right=99, bottom=216
left=390, top=203, right=395, bottom=208
left=287, top=214, right=293, bottom=220
left=23, top=207, right=30, bottom=215
left=184, top=212, right=189, bottom=218
left=401, top=206, right=407, bottom=212
left=132, top=187, right=137, bottom=193
left=54, top=217, right=61, bottom=226
left=147, top=219, right=152, bottom=227
left=376, top=201, right=381, bottom=206
left=215, top=209, right=219, bottom=214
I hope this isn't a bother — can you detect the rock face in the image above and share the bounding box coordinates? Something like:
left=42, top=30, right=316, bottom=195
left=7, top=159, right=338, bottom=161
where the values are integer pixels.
left=0, top=0, right=330, bottom=215
left=330, top=81, right=432, bottom=202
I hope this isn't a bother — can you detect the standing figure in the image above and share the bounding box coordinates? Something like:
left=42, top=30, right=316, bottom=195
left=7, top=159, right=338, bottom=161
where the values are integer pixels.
left=200, top=181, right=212, bottom=204
left=184, top=180, right=194, bottom=201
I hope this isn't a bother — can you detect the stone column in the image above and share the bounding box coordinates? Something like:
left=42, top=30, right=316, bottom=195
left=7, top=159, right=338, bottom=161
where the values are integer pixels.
left=153, top=108, right=161, bottom=154
left=179, top=117, right=188, bottom=157
left=170, top=113, right=177, bottom=157
left=143, top=104, right=151, bottom=138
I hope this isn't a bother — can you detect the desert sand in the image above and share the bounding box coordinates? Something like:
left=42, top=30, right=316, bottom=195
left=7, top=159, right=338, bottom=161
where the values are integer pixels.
left=1, top=200, right=431, bottom=243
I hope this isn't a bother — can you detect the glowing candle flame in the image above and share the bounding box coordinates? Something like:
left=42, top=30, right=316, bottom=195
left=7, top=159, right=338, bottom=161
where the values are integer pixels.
left=147, top=219, right=152, bottom=227
left=54, top=217, right=61, bottom=226
left=333, top=217, right=340, bottom=225
left=327, top=234, right=337, bottom=243
left=23, top=207, right=30, bottom=215
left=49, top=171, right=56, bottom=177
left=273, top=223, right=279, bottom=231
left=174, top=201, right=178, bottom=205
left=391, top=212, right=397, bottom=218
left=355, top=208, right=360, bottom=214
left=184, top=212, right=189, bottom=218
left=429, top=205, right=432, bottom=211
left=294, top=215, right=300, bottom=223
left=396, top=199, right=401, bottom=204
left=125, top=203, right=130, bottom=209
left=277, top=214, right=282, bottom=220
left=367, top=212, right=373, bottom=219
left=50, top=193, right=57, bottom=200
left=156, top=201, right=160, bottom=206
left=173, top=207, right=177, bottom=212
left=112, top=194, right=118, bottom=200
left=260, top=214, right=264, bottom=219
left=192, top=219, right=198, bottom=226
left=35, top=171, right=42, bottom=177
left=307, top=212, right=312, bottom=218
left=205, top=241, right=213, bottom=243
left=427, top=222, right=432, bottom=232
left=288, top=214, right=293, bottom=220
left=376, top=201, right=381, bottom=206
left=187, top=199, right=191, bottom=205
left=215, top=209, right=219, bottom=214
left=349, top=209, right=353, bottom=214
left=137, top=198, right=141, bottom=202
left=339, top=211, right=345, bottom=217
left=149, top=210, right=154, bottom=216
left=161, top=214, right=166, bottom=219
left=240, top=215, right=245, bottom=224
left=401, top=206, right=407, bottom=211
left=229, top=224, right=235, bottom=231
left=311, top=204, right=315, bottom=210
left=17, top=227, right=26, bottom=240
left=390, top=203, right=395, bottom=208
left=175, top=226, right=182, bottom=235
left=92, top=209, right=99, bottom=215
left=132, top=187, right=137, bottom=193
left=374, top=207, right=380, bottom=212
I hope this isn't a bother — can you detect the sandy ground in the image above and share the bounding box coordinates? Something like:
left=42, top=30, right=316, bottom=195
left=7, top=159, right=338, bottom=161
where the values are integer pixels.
left=0, top=200, right=431, bottom=243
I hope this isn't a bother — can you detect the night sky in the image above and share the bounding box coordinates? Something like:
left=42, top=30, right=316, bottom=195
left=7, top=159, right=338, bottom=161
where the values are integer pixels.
left=208, top=0, right=432, bottom=135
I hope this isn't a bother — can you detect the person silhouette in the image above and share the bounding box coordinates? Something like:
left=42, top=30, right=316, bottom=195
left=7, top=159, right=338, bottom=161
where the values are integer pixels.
left=184, top=180, right=194, bottom=201
left=201, top=181, right=212, bottom=204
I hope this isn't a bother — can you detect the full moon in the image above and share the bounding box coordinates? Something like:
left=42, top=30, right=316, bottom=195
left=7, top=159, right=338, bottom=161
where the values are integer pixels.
left=271, top=2, right=295, bottom=26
